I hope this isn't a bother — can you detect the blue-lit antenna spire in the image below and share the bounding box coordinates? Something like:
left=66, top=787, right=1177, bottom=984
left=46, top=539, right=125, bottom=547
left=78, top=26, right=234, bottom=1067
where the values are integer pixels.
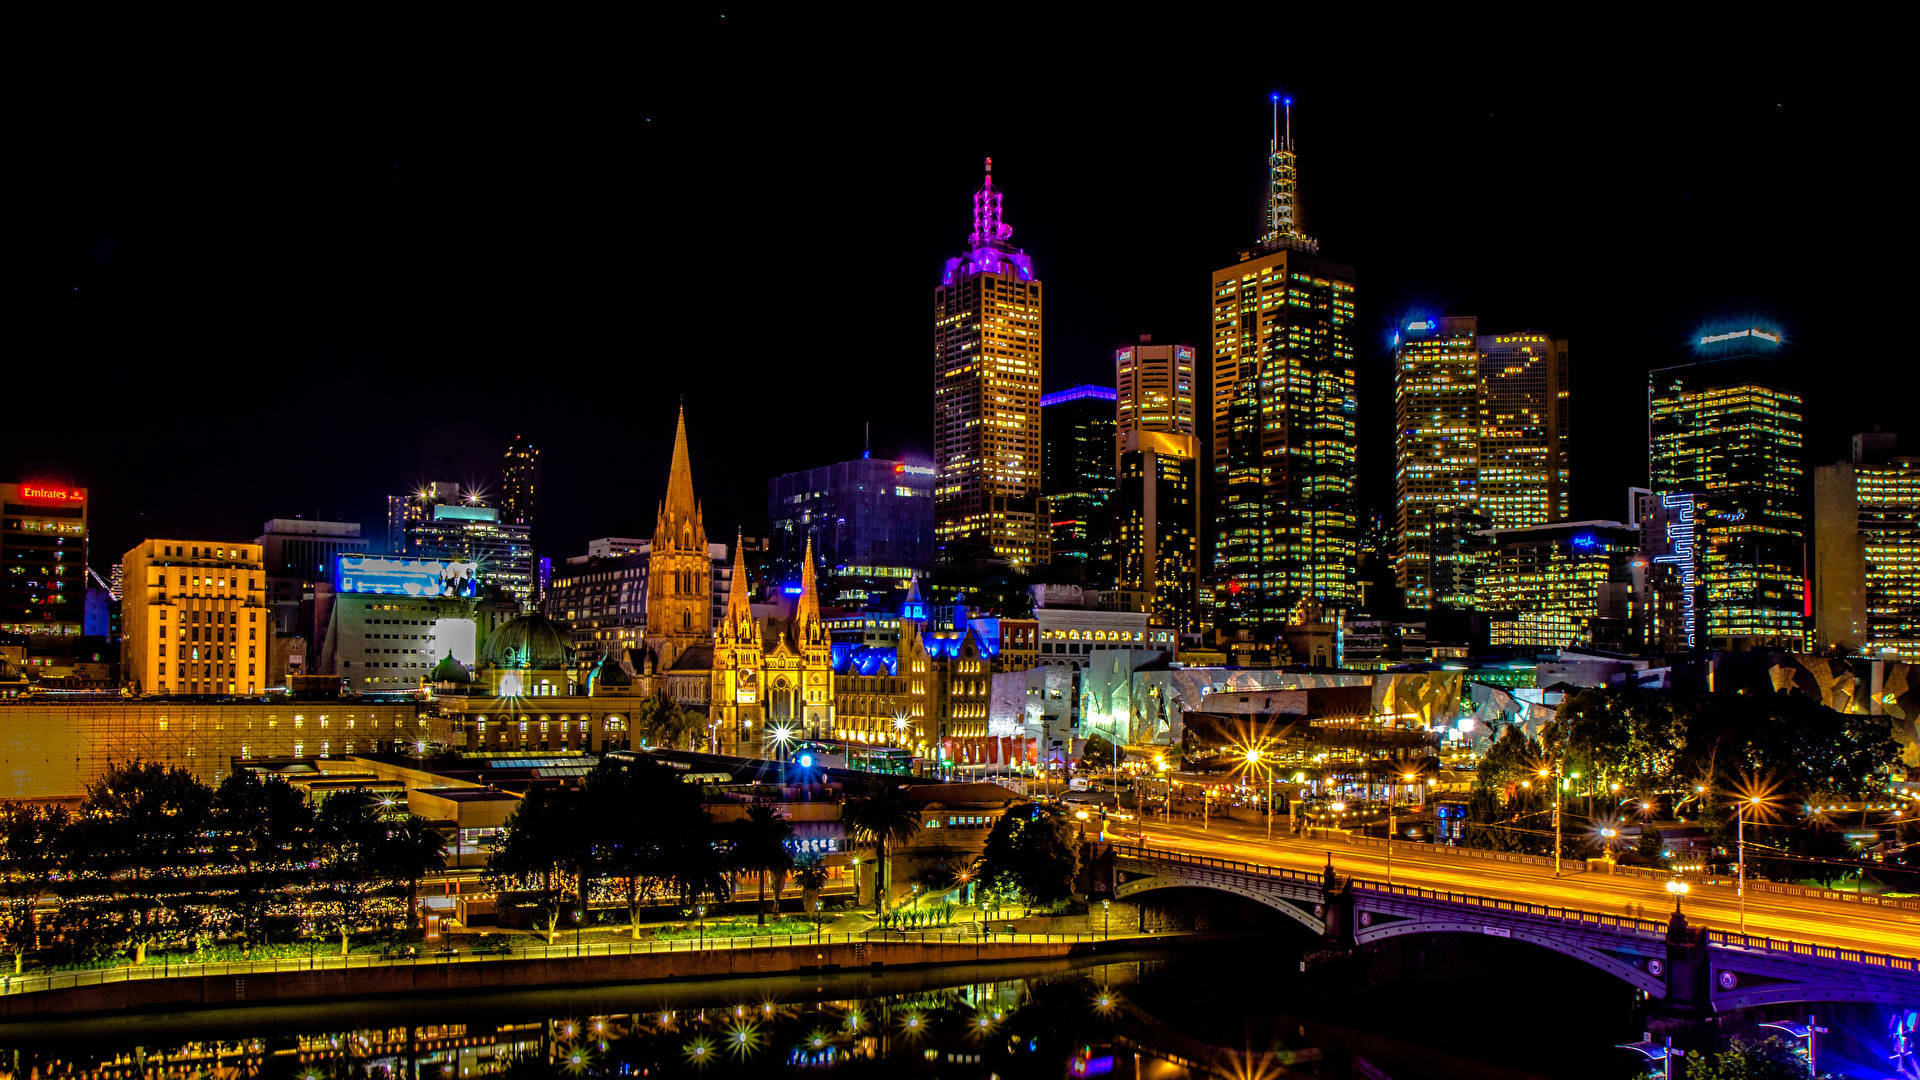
left=1261, top=92, right=1316, bottom=252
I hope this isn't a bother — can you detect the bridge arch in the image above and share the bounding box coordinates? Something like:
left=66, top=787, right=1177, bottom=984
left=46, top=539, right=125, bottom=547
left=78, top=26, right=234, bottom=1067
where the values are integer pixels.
left=1115, top=876, right=1324, bottom=936
left=1354, top=917, right=1666, bottom=996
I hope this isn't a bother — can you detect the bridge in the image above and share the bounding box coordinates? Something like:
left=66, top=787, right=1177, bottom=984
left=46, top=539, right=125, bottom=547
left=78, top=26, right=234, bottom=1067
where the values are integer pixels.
left=1103, top=844, right=1920, bottom=1013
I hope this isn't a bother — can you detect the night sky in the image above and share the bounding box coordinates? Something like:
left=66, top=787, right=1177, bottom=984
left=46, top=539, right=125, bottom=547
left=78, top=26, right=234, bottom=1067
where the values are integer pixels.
left=15, top=15, right=1908, bottom=568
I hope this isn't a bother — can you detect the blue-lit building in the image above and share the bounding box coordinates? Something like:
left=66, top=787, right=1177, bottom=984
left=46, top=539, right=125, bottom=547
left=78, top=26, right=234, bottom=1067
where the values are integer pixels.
left=1041, top=385, right=1117, bottom=582
left=768, top=455, right=935, bottom=609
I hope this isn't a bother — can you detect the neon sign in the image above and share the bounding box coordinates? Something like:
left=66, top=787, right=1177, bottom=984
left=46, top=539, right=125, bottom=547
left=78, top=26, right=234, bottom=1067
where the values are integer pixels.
left=1650, top=493, right=1698, bottom=648
left=19, top=485, right=83, bottom=504
left=1571, top=534, right=1598, bottom=549
left=1697, top=328, right=1781, bottom=346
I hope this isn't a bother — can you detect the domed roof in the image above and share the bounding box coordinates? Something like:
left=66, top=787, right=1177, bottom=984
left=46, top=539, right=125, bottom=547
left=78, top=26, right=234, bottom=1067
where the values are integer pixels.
left=484, top=613, right=572, bottom=670
left=430, top=652, right=472, bottom=684
left=592, top=650, right=632, bottom=689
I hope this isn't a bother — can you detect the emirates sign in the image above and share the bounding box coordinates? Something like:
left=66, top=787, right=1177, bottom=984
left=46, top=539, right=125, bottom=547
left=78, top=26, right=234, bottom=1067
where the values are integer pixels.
left=20, top=484, right=84, bottom=504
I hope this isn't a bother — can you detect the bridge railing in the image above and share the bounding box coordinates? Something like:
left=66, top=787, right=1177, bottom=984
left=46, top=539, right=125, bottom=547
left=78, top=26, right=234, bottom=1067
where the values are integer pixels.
left=1352, top=880, right=1670, bottom=937
left=1705, top=930, right=1920, bottom=974
left=1108, top=844, right=1325, bottom=887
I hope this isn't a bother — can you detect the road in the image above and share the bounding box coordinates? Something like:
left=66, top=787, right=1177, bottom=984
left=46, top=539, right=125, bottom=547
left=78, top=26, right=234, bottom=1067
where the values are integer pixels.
left=1122, top=814, right=1920, bottom=958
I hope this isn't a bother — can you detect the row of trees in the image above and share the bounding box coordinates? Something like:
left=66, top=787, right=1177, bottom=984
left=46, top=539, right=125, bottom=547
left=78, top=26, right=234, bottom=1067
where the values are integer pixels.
left=0, top=761, right=445, bottom=972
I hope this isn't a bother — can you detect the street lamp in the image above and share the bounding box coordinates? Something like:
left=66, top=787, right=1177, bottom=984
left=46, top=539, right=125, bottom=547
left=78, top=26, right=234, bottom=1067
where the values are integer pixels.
left=1245, top=749, right=1273, bottom=841
left=1387, top=771, right=1416, bottom=887
left=769, top=724, right=796, bottom=762
left=1539, top=766, right=1562, bottom=877
left=1665, top=878, right=1690, bottom=917
left=1737, top=794, right=1763, bottom=934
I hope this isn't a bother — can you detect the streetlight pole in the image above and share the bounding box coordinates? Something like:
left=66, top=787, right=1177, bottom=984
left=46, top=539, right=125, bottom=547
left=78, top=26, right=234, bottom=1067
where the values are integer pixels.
left=1245, top=749, right=1271, bottom=841
left=1737, top=796, right=1759, bottom=934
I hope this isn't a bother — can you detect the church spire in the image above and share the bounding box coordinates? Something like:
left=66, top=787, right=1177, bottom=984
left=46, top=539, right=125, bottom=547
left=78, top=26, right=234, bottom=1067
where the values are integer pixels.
left=795, top=536, right=821, bottom=643
left=663, top=403, right=698, bottom=523
left=722, top=530, right=754, bottom=641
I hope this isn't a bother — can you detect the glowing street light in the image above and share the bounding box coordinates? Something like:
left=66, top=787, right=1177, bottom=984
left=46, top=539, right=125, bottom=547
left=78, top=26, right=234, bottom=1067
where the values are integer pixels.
left=1665, top=878, right=1690, bottom=916
left=1730, top=776, right=1779, bottom=934
left=1244, top=748, right=1274, bottom=841
left=769, top=724, right=796, bottom=761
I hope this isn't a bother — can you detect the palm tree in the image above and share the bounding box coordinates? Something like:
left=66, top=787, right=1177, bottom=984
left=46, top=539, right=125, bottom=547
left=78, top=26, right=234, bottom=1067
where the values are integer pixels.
left=731, top=804, right=794, bottom=926
left=845, top=784, right=922, bottom=915
left=792, top=852, right=829, bottom=923
left=378, top=815, right=447, bottom=936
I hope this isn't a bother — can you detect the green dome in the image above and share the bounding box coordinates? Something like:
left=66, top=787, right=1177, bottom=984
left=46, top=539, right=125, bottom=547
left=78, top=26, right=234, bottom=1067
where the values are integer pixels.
left=591, top=651, right=633, bottom=689
left=484, top=613, right=572, bottom=670
left=430, top=652, right=472, bottom=684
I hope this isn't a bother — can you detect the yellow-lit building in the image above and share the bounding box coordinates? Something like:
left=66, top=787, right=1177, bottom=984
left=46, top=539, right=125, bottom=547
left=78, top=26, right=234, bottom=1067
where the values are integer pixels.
left=1483, top=522, right=1640, bottom=648
left=121, top=539, right=268, bottom=695
left=1211, top=98, right=1357, bottom=628
left=1393, top=317, right=1482, bottom=609
left=1815, top=433, right=1920, bottom=659
left=934, top=158, right=1046, bottom=569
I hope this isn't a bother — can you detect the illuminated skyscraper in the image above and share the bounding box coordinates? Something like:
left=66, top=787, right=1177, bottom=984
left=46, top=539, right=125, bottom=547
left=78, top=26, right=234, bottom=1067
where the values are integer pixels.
left=1211, top=96, right=1357, bottom=628
left=1815, top=432, right=1919, bottom=659
left=1116, top=335, right=1197, bottom=439
left=1393, top=317, right=1481, bottom=608
left=1116, top=429, right=1201, bottom=630
left=1041, top=385, right=1116, bottom=579
left=499, top=434, right=540, bottom=533
left=1649, top=328, right=1805, bottom=649
left=1, top=482, right=89, bottom=641
left=1391, top=321, right=1570, bottom=610
left=1478, top=333, right=1570, bottom=529
left=934, top=159, right=1045, bottom=569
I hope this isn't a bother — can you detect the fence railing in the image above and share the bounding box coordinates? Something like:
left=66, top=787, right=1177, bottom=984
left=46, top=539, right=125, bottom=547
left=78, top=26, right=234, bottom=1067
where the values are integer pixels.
left=1704, top=931, right=1920, bottom=974
left=0, top=923, right=1172, bottom=1000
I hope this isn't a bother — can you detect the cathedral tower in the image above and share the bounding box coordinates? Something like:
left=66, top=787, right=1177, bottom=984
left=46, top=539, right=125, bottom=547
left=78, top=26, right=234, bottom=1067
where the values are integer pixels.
left=646, top=405, right=712, bottom=671
left=710, top=534, right=762, bottom=753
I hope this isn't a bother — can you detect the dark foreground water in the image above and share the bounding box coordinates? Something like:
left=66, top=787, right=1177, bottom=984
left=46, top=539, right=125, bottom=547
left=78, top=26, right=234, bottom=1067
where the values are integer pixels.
left=3, top=937, right=1915, bottom=1079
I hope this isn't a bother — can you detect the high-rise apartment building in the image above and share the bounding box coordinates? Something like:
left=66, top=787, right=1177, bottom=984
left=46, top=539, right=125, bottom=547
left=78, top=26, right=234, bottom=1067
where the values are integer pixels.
left=121, top=539, right=267, bottom=695
left=1, top=482, right=89, bottom=641
left=1116, top=429, right=1201, bottom=630
left=934, top=159, right=1046, bottom=569
left=499, top=434, right=541, bottom=533
left=1393, top=318, right=1481, bottom=608
left=1478, top=333, right=1570, bottom=529
left=1815, top=432, right=1919, bottom=659
left=387, top=481, right=472, bottom=552
left=1391, top=321, right=1571, bottom=611
left=1649, top=328, right=1805, bottom=649
left=1211, top=98, right=1357, bottom=628
left=1482, top=521, right=1639, bottom=649
left=1041, top=385, right=1117, bottom=579
left=1116, top=336, right=1196, bottom=439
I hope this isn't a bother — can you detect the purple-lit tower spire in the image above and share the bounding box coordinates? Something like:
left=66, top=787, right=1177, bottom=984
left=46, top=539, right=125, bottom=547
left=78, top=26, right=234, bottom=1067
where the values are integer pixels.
left=932, top=157, right=1046, bottom=570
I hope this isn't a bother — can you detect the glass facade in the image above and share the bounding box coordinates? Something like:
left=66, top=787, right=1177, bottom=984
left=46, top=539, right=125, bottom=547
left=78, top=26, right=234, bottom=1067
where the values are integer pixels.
left=0, top=482, right=88, bottom=640
left=1649, top=339, right=1805, bottom=649
left=768, top=457, right=935, bottom=604
left=1040, top=386, right=1116, bottom=577
left=1483, top=522, right=1640, bottom=648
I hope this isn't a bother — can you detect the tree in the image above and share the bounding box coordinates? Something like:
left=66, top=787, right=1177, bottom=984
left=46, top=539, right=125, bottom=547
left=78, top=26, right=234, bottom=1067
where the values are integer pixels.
left=793, top=852, right=829, bottom=922
left=377, top=815, right=446, bottom=936
left=634, top=691, right=699, bottom=751
left=209, top=771, right=314, bottom=950
left=730, top=803, right=794, bottom=926
left=1684, top=1036, right=1807, bottom=1080
left=591, top=759, right=708, bottom=938
left=0, top=802, right=69, bottom=973
left=65, top=760, right=215, bottom=964
left=313, top=790, right=392, bottom=955
left=845, top=784, right=922, bottom=915
left=977, top=809, right=1080, bottom=906
left=1636, top=826, right=1666, bottom=863
left=1080, top=737, right=1116, bottom=771
left=487, top=788, right=579, bottom=943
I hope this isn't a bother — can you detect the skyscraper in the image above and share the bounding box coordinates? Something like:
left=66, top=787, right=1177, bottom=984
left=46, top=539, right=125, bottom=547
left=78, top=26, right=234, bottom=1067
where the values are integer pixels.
left=1116, top=429, right=1201, bottom=630
left=1116, top=335, right=1197, bottom=439
left=1478, top=332, right=1570, bottom=529
left=1649, top=327, right=1805, bottom=649
left=499, top=434, right=540, bottom=533
left=1, top=482, right=88, bottom=641
left=1815, top=432, right=1919, bottom=659
left=1041, top=385, right=1117, bottom=580
left=1211, top=97, right=1357, bottom=628
left=768, top=454, right=936, bottom=607
left=1393, top=317, right=1481, bottom=609
left=934, top=158, right=1046, bottom=569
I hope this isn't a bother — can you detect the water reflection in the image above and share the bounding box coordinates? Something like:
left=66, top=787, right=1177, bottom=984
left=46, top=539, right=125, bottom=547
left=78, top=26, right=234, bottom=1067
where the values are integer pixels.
left=1, top=943, right=1910, bottom=1079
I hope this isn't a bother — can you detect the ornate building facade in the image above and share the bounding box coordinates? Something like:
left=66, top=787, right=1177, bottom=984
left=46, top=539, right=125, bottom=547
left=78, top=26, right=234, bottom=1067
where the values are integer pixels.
left=645, top=406, right=713, bottom=673
left=710, top=537, right=835, bottom=754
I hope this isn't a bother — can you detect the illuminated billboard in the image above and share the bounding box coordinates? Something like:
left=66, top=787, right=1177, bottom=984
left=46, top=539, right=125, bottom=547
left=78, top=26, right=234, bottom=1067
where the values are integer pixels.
left=335, top=554, right=482, bottom=597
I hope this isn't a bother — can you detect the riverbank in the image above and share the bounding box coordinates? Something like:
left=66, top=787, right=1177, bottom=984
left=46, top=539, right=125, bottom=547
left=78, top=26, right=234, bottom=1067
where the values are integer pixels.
left=0, top=930, right=1200, bottom=1023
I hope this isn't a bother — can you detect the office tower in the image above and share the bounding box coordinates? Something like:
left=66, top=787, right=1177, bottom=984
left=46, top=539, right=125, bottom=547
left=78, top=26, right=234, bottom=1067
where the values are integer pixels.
left=934, top=158, right=1046, bottom=569
left=1041, top=385, right=1117, bottom=578
left=1482, top=521, right=1639, bottom=648
left=499, top=434, right=540, bottom=532
left=1478, top=332, right=1570, bottom=529
left=1116, top=429, right=1201, bottom=629
left=1211, top=97, right=1357, bottom=628
left=1649, top=327, right=1805, bottom=649
left=0, top=482, right=89, bottom=640
left=1393, top=317, right=1481, bottom=608
left=120, top=539, right=267, bottom=695
left=387, top=481, right=469, bottom=552
left=256, top=519, right=367, bottom=637
left=1116, top=335, right=1197, bottom=438
left=767, top=454, right=936, bottom=607
left=401, top=505, right=534, bottom=611
left=1815, top=432, right=1919, bottom=658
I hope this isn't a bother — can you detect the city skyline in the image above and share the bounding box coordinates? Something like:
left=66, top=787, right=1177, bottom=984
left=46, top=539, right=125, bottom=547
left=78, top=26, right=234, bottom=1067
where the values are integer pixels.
left=17, top=18, right=1904, bottom=567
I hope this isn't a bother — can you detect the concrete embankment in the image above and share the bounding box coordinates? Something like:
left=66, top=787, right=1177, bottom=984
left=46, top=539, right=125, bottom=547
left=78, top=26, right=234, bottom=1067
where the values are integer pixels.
left=0, top=935, right=1185, bottom=1022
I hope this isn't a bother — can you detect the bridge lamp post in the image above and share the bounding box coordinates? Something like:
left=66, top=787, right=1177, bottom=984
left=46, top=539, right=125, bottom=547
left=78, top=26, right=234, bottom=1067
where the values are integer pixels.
left=1664, top=878, right=1689, bottom=917
left=1736, top=794, right=1765, bottom=934
left=1245, top=749, right=1273, bottom=841
left=1539, top=767, right=1562, bottom=877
